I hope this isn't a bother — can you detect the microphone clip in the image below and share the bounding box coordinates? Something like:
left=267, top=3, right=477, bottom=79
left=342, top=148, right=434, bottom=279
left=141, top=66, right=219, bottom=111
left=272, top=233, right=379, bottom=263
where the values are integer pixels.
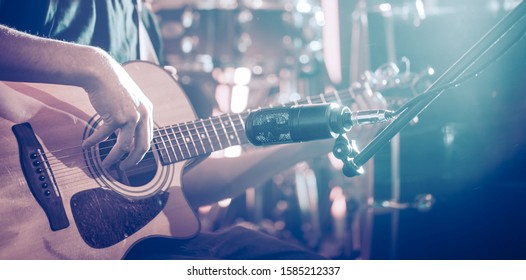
left=332, top=134, right=364, bottom=177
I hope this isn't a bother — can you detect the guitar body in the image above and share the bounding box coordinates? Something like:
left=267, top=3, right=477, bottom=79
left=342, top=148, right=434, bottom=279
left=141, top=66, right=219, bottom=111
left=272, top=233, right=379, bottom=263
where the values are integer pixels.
left=0, top=61, right=200, bottom=259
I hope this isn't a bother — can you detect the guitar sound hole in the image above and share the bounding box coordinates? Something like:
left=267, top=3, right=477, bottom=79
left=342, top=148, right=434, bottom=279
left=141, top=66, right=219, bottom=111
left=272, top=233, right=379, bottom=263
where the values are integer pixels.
left=98, top=133, right=157, bottom=187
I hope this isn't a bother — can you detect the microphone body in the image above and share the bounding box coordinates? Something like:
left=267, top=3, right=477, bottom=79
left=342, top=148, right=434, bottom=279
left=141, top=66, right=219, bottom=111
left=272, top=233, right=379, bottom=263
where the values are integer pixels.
left=246, top=104, right=352, bottom=146
left=245, top=103, right=395, bottom=146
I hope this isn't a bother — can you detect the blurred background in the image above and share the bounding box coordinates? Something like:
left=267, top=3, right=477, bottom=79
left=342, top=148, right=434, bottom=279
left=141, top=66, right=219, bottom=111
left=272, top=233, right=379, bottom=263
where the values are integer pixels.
left=149, top=0, right=526, bottom=259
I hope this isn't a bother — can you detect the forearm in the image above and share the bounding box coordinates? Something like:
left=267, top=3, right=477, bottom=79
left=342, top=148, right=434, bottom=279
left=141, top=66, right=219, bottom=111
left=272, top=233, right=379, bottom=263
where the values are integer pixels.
left=0, top=24, right=109, bottom=89
left=182, top=139, right=335, bottom=207
left=0, top=25, right=154, bottom=170
left=182, top=124, right=383, bottom=208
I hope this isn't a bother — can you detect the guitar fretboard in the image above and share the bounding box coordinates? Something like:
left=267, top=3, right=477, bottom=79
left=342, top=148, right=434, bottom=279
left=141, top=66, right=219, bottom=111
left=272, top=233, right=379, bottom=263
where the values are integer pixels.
left=152, top=87, right=358, bottom=165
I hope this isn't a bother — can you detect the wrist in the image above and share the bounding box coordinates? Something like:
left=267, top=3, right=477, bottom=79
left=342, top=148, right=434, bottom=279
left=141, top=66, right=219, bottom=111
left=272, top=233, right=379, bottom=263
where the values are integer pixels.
left=75, top=46, right=117, bottom=91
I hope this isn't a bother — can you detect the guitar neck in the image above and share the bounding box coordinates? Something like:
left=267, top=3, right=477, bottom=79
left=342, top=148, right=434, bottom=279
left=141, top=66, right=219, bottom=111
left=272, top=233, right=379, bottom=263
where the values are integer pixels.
left=153, top=88, right=356, bottom=165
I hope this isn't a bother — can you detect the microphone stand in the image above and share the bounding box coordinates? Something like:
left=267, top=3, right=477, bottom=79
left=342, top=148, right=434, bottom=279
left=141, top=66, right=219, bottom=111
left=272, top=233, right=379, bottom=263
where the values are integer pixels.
left=342, top=1, right=526, bottom=177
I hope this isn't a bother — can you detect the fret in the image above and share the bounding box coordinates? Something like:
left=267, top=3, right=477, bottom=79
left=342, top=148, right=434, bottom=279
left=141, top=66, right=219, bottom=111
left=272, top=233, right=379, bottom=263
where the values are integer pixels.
left=182, top=123, right=198, bottom=158
left=194, top=119, right=214, bottom=153
left=165, top=129, right=184, bottom=163
left=208, top=117, right=224, bottom=150
left=152, top=129, right=171, bottom=164
left=227, top=114, right=241, bottom=145
left=325, top=91, right=338, bottom=104
left=168, top=127, right=184, bottom=162
left=233, top=113, right=248, bottom=145
left=159, top=128, right=176, bottom=163
left=174, top=125, right=191, bottom=159
left=297, top=98, right=310, bottom=105
left=211, top=116, right=232, bottom=148
left=319, top=93, right=327, bottom=104
left=326, top=91, right=339, bottom=103
left=190, top=121, right=206, bottom=154
left=166, top=125, right=185, bottom=163
left=219, top=115, right=237, bottom=146
left=344, top=88, right=356, bottom=106
left=334, top=90, right=343, bottom=106
left=307, top=94, right=322, bottom=105
left=220, top=115, right=233, bottom=146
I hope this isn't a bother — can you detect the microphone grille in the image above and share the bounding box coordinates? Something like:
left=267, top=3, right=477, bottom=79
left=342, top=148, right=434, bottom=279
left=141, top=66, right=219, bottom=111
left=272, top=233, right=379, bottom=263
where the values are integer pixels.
left=246, top=107, right=292, bottom=146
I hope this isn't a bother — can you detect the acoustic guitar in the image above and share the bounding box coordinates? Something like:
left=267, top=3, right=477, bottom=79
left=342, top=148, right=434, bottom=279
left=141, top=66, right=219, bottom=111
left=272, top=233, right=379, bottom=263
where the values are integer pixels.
left=0, top=61, right=361, bottom=259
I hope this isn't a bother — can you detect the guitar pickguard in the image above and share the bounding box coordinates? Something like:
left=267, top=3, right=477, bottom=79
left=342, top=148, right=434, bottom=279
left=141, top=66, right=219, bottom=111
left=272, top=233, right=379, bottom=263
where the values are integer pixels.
left=71, top=188, right=169, bottom=249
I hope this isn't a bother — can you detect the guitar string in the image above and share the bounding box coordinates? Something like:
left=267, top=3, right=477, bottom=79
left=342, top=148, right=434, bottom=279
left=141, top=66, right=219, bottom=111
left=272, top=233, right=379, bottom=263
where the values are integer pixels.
left=48, top=131, right=251, bottom=186
left=36, top=88, right=354, bottom=158
left=36, top=97, right=354, bottom=180
left=39, top=94, right=356, bottom=178
left=48, top=132, right=242, bottom=187
left=39, top=103, right=384, bottom=186
left=38, top=90, right=354, bottom=166
left=49, top=126, right=242, bottom=177
left=33, top=90, right=358, bottom=180
left=45, top=116, right=248, bottom=165
left=51, top=157, right=159, bottom=187
left=46, top=127, right=249, bottom=176
left=49, top=88, right=356, bottom=156
left=42, top=113, right=248, bottom=158
left=42, top=113, right=249, bottom=167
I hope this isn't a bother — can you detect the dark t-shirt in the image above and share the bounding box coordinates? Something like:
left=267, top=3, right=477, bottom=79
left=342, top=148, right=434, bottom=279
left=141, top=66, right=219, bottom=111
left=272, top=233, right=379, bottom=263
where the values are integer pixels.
left=0, top=0, right=162, bottom=64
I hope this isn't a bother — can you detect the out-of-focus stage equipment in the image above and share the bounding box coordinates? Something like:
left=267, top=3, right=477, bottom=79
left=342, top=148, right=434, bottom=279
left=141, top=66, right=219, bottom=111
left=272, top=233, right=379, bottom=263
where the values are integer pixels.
left=157, top=0, right=325, bottom=116
left=159, top=0, right=438, bottom=260
left=237, top=0, right=526, bottom=178
left=161, top=1, right=322, bottom=74
left=344, top=0, right=526, bottom=177
left=238, top=0, right=526, bottom=260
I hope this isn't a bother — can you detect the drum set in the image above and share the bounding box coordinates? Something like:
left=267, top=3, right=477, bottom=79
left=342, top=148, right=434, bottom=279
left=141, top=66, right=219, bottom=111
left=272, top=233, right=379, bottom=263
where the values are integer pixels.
left=156, top=0, right=325, bottom=118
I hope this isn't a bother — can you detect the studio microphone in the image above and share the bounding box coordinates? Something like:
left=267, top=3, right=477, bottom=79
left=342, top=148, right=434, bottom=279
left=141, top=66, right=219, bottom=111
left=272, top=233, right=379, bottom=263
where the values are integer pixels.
left=245, top=103, right=395, bottom=146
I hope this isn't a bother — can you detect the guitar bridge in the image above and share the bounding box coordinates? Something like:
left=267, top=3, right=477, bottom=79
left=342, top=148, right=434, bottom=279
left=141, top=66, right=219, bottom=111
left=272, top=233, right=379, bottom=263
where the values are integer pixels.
left=12, top=123, right=69, bottom=231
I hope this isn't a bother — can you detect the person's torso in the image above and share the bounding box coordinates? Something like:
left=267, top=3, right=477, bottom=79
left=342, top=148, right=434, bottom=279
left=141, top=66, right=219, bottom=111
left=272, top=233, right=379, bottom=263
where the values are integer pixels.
left=0, top=0, right=141, bottom=63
